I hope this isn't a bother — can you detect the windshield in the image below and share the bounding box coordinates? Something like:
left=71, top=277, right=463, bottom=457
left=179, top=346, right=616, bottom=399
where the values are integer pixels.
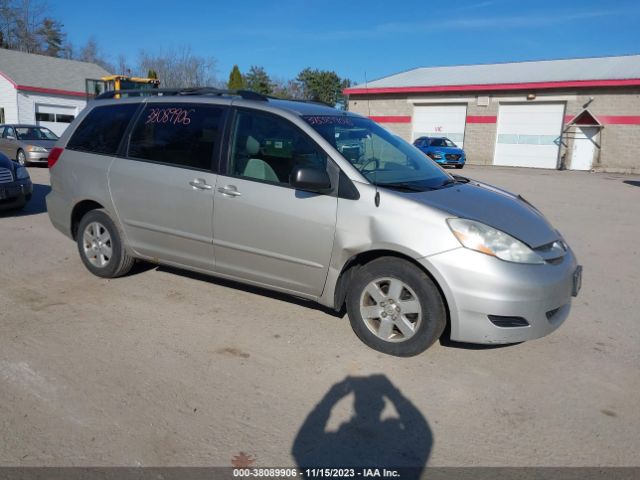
left=302, top=115, right=452, bottom=191
left=16, top=127, right=58, bottom=141
left=429, top=138, right=456, bottom=147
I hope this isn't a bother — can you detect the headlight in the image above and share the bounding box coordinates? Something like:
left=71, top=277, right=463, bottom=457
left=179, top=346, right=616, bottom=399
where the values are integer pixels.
left=15, top=165, right=30, bottom=180
left=447, top=218, right=544, bottom=264
left=26, top=145, right=48, bottom=153
left=427, top=152, right=442, bottom=159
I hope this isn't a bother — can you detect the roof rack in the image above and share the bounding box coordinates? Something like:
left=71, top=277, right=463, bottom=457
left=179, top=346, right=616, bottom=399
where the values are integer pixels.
left=95, top=87, right=269, bottom=101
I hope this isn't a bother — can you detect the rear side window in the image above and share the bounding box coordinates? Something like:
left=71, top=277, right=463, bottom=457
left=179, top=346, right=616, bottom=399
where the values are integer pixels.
left=128, top=104, right=224, bottom=171
left=67, top=104, right=139, bottom=155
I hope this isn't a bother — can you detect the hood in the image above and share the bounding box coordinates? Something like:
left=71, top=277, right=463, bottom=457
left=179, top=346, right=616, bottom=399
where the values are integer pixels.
left=21, top=139, right=56, bottom=149
left=400, top=181, right=558, bottom=248
left=0, top=152, right=14, bottom=170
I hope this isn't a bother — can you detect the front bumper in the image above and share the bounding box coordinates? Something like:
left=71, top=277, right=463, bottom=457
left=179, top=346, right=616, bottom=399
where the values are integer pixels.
left=26, top=151, right=50, bottom=163
left=435, top=156, right=465, bottom=166
left=420, top=247, right=579, bottom=344
left=0, top=178, right=33, bottom=209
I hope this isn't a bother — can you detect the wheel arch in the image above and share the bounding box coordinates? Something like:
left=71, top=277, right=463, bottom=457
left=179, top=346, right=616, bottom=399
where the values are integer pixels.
left=332, top=249, right=451, bottom=326
left=70, top=199, right=105, bottom=240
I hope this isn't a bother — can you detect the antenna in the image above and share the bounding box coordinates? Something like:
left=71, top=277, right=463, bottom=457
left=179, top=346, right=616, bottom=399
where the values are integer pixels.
left=365, top=71, right=380, bottom=208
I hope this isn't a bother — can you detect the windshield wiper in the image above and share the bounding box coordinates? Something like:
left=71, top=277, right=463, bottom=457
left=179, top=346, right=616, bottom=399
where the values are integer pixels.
left=378, top=182, right=430, bottom=192
left=452, top=174, right=470, bottom=183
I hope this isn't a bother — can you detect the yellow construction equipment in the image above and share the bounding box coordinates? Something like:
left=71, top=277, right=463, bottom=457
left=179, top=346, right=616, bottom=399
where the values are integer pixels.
left=86, top=75, right=160, bottom=99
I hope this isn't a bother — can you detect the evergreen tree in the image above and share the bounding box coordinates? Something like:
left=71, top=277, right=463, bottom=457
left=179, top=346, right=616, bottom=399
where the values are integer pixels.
left=37, top=17, right=64, bottom=56
left=297, top=68, right=349, bottom=107
left=244, top=65, right=272, bottom=95
left=227, top=64, right=244, bottom=90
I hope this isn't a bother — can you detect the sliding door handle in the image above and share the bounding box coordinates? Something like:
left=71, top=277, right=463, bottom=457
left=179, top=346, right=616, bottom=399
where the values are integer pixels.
left=189, top=179, right=212, bottom=190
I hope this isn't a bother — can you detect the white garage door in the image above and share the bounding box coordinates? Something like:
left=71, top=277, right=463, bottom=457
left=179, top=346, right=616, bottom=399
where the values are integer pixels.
left=35, top=104, right=77, bottom=136
left=494, top=103, right=564, bottom=169
left=412, top=104, right=467, bottom=147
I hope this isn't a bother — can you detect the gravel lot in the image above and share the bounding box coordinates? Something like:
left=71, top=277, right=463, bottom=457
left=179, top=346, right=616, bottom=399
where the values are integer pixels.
left=1, top=165, right=639, bottom=468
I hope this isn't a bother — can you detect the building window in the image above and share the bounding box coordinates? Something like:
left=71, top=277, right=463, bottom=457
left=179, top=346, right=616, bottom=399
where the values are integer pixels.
left=56, top=114, right=75, bottom=123
left=36, top=112, right=75, bottom=123
left=36, top=112, right=55, bottom=122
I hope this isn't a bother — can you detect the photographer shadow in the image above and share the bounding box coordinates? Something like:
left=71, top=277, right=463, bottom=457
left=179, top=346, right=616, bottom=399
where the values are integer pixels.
left=292, top=375, right=432, bottom=478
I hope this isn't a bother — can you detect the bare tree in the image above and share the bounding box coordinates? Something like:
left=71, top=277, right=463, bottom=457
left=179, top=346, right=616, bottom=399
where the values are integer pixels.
left=137, top=46, right=218, bottom=88
left=11, top=0, right=47, bottom=53
left=78, top=36, right=113, bottom=71
left=116, top=53, right=131, bottom=76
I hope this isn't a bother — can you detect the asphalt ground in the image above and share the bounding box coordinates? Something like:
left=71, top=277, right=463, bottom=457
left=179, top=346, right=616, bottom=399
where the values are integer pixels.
left=1, top=165, right=638, bottom=468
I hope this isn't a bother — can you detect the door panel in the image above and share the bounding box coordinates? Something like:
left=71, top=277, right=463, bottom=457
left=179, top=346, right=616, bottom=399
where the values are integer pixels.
left=570, top=126, right=597, bottom=171
left=213, top=177, right=336, bottom=295
left=212, top=108, right=337, bottom=296
left=109, top=160, right=216, bottom=271
left=108, top=102, right=226, bottom=271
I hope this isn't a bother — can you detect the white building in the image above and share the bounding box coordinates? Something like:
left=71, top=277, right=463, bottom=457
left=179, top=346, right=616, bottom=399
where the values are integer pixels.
left=0, top=49, right=110, bottom=136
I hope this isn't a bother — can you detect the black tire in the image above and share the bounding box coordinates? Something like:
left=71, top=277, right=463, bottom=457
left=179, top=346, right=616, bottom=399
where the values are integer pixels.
left=17, top=149, right=28, bottom=167
left=346, top=257, right=446, bottom=357
left=76, top=209, right=135, bottom=278
left=455, top=164, right=464, bottom=169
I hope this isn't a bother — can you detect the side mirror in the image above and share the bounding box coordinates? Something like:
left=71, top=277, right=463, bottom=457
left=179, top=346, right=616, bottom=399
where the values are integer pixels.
left=291, top=166, right=332, bottom=193
left=6, top=135, right=15, bottom=140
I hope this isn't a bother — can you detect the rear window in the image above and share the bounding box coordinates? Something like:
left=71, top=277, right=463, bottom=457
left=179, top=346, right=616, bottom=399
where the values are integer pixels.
left=127, top=104, right=224, bottom=171
left=67, top=104, right=139, bottom=155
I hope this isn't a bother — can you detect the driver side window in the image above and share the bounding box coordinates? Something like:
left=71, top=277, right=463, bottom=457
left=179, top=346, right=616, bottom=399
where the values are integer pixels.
left=229, top=110, right=327, bottom=186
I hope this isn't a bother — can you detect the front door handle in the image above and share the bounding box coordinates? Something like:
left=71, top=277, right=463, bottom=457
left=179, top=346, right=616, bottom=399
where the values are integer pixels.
left=189, top=179, right=212, bottom=190
left=217, top=185, right=242, bottom=197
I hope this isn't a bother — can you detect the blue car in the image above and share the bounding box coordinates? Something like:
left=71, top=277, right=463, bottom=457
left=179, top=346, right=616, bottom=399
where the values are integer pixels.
left=413, top=136, right=466, bottom=169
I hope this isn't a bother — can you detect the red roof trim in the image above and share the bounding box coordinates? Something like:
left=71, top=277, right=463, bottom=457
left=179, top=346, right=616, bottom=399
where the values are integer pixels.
left=598, top=115, right=640, bottom=125
left=0, top=70, right=17, bottom=87
left=467, top=115, right=497, bottom=124
left=368, top=115, right=412, bottom=123
left=16, top=84, right=86, bottom=97
left=344, top=78, right=640, bottom=95
left=565, top=114, right=640, bottom=125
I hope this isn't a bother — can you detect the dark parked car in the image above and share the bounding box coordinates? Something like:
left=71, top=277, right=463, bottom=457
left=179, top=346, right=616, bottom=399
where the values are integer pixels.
left=0, top=124, right=59, bottom=166
left=413, top=136, right=466, bottom=169
left=0, top=151, right=32, bottom=210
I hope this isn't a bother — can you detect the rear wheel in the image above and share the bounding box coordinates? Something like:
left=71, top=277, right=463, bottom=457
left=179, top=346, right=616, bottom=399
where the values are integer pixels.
left=346, top=257, right=446, bottom=356
left=16, top=149, right=27, bottom=167
left=76, top=209, right=134, bottom=278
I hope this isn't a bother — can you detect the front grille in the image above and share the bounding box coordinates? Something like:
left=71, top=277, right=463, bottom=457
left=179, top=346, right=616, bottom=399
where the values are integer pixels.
left=445, top=154, right=461, bottom=161
left=0, top=167, right=13, bottom=184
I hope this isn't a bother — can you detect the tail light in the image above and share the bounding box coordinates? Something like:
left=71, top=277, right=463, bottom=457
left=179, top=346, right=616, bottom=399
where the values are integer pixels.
left=48, top=147, right=64, bottom=168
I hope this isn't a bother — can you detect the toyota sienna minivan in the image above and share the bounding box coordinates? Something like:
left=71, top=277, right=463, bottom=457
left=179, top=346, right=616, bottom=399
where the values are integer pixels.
left=46, top=88, right=581, bottom=356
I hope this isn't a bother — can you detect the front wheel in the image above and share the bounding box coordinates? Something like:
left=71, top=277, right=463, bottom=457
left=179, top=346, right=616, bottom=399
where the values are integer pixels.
left=76, top=209, right=135, bottom=278
left=16, top=149, right=27, bottom=167
left=455, top=164, right=464, bottom=169
left=346, top=257, right=446, bottom=356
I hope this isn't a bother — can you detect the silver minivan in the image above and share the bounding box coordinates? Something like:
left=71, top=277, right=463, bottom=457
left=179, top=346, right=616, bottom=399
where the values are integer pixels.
left=46, top=89, right=581, bottom=356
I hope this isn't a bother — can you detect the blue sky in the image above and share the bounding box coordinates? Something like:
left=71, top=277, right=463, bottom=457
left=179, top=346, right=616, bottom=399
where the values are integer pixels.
left=53, top=0, right=640, bottom=85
